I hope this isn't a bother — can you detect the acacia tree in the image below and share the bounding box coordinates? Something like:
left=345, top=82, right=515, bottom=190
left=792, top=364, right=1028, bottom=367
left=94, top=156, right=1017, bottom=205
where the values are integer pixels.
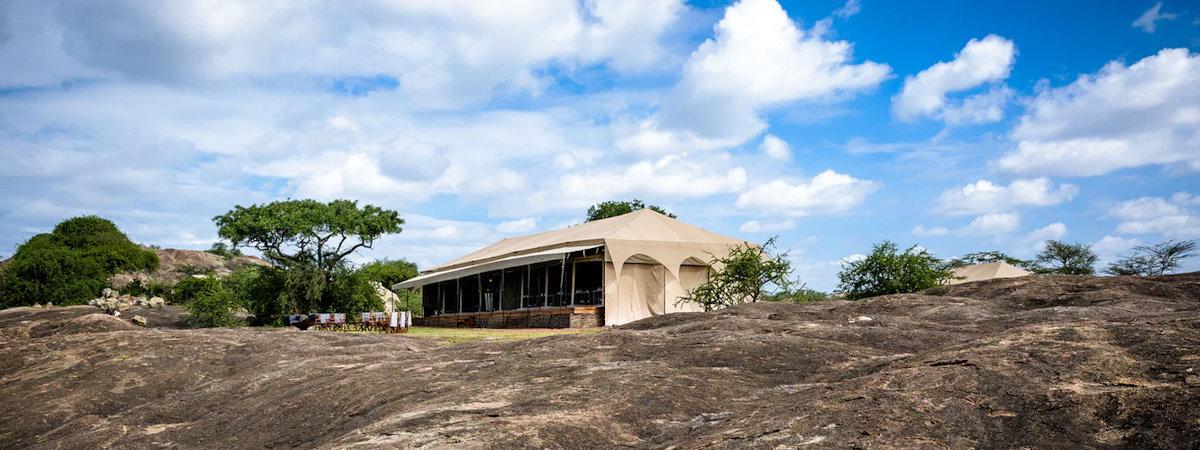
left=1105, top=240, right=1197, bottom=276
left=947, top=250, right=1039, bottom=272
left=682, top=237, right=797, bottom=311
left=585, top=199, right=676, bottom=222
left=213, top=199, right=403, bottom=278
left=1035, top=240, right=1098, bottom=275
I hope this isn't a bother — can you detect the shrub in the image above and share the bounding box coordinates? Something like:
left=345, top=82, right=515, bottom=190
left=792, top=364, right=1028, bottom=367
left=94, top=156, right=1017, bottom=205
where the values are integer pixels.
left=0, top=216, right=158, bottom=307
left=682, top=237, right=798, bottom=311
left=837, top=241, right=952, bottom=300
left=173, top=276, right=221, bottom=304
left=123, top=279, right=172, bottom=299
left=186, top=282, right=244, bottom=327
left=1035, top=240, right=1098, bottom=275
left=765, top=288, right=828, bottom=303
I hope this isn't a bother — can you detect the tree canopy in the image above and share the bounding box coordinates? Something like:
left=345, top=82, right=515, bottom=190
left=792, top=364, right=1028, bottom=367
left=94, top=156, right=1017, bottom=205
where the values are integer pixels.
left=585, top=199, right=675, bottom=222
left=837, top=241, right=952, bottom=300
left=0, top=216, right=158, bottom=307
left=213, top=199, right=403, bottom=273
left=947, top=250, right=1038, bottom=272
left=1035, top=240, right=1098, bottom=275
left=1105, top=240, right=1196, bottom=276
left=682, top=238, right=797, bottom=311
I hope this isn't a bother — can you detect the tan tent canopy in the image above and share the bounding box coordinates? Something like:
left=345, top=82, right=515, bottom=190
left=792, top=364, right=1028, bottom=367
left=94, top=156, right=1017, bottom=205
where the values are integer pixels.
left=947, top=261, right=1032, bottom=285
left=396, top=209, right=749, bottom=325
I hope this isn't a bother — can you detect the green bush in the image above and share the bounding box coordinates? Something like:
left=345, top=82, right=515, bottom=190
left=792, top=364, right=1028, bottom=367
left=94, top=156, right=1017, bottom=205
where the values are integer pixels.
left=123, top=279, right=172, bottom=300
left=173, top=276, right=221, bottom=304
left=682, top=237, right=798, bottom=311
left=205, top=242, right=242, bottom=259
left=0, top=216, right=158, bottom=308
left=766, top=288, right=829, bottom=303
left=837, top=241, right=952, bottom=300
left=186, top=282, right=244, bottom=327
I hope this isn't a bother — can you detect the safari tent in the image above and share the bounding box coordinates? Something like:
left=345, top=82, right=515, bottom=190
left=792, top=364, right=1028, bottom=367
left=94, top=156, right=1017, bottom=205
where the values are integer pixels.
left=395, top=209, right=748, bottom=327
left=947, top=261, right=1032, bottom=285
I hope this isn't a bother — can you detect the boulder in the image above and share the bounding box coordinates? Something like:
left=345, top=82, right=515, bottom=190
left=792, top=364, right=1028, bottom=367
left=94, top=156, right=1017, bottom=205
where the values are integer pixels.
left=102, top=288, right=118, bottom=299
left=130, top=315, right=148, bottom=327
left=148, top=297, right=165, bottom=308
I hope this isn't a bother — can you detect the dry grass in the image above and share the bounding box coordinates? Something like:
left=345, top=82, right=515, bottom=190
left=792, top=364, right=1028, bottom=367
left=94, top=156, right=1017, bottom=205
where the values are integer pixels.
left=403, top=326, right=605, bottom=344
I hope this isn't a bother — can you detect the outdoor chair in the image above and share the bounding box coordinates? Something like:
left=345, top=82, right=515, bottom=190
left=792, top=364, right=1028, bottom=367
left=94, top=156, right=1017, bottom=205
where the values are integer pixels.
left=333, top=313, right=346, bottom=331
left=316, top=313, right=332, bottom=330
left=360, top=312, right=372, bottom=331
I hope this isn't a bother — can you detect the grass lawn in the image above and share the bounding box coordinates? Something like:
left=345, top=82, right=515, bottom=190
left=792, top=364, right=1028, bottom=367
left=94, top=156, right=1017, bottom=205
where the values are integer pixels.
left=403, top=326, right=605, bottom=344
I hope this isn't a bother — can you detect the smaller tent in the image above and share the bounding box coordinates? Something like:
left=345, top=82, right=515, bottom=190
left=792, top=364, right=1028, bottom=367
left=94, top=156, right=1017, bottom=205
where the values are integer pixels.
left=947, top=261, right=1031, bottom=285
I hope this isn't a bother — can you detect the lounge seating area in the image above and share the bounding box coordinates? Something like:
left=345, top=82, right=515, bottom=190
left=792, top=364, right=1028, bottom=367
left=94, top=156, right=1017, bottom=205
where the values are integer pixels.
left=286, top=311, right=413, bottom=333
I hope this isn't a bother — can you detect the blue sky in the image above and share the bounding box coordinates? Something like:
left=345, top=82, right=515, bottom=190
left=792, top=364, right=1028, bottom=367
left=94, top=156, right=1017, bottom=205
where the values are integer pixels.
left=1, top=0, right=1198, bottom=290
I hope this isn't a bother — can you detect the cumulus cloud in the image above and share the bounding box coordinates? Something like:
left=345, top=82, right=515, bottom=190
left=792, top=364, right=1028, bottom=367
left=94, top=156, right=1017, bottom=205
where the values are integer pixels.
left=960, top=212, right=1020, bottom=236
left=739, top=219, right=796, bottom=233
left=1132, top=2, right=1177, bottom=33
left=999, top=48, right=1200, bottom=176
left=1108, top=192, right=1200, bottom=238
left=642, top=0, right=889, bottom=148
left=1, top=0, right=685, bottom=106
left=1091, top=234, right=1141, bottom=268
left=936, top=178, right=1078, bottom=216
left=759, top=134, right=793, bottom=160
left=910, top=224, right=950, bottom=237
left=736, top=169, right=878, bottom=217
left=892, top=35, right=1016, bottom=123
left=496, top=217, right=537, bottom=234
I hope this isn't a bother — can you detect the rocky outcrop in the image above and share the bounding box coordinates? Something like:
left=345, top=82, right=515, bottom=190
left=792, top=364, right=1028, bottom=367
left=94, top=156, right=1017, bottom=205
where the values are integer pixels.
left=87, top=288, right=164, bottom=315
left=1, top=273, right=1198, bottom=448
left=107, top=248, right=269, bottom=289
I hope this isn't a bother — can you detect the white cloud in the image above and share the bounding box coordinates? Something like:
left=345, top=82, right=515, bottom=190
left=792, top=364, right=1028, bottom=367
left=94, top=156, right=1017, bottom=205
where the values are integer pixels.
left=736, top=169, right=878, bottom=217
left=936, top=178, right=1078, bottom=216
left=1132, top=2, right=1178, bottom=33
left=648, top=0, right=889, bottom=147
left=910, top=224, right=950, bottom=237
left=1108, top=193, right=1200, bottom=238
left=739, top=219, right=795, bottom=233
left=833, top=0, right=861, bottom=19
left=1092, top=234, right=1141, bottom=268
left=960, top=212, right=1020, bottom=236
left=892, top=35, right=1016, bottom=123
left=496, top=217, right=537, bottom=234
left=0, top=0, right=685, bottom=107
left=999, top=48, right=1200, bottom=176
left=759, top=134, right=793, bottom=160
left=1027, top=222, right=1068, bottom=241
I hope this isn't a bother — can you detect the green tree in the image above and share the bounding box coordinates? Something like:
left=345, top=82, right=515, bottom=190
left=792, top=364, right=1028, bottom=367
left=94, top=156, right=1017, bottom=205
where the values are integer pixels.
left=214, top=199, right=403, bottom=274
left=212, top=199, right=400, bottom=323
left=0, top=216, right=158, bottom=308
left=1035, top=240, right=1098, bottom=275
left=205, top=241, right=242, bottom=259
left=1105, top=240, right=1197, bottom=276
left=947, top=250, right=1039, bottom=272
left=682, top=238, right=798, bottom=311
left=837, top=241, right=952, bottom=300
left=357, top=259, right=419, bottom=288
left=585, top=199, right=676, bottom=222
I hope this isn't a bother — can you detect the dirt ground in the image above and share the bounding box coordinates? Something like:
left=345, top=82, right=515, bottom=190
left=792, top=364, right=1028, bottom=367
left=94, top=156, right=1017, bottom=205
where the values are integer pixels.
left=1, top=273, right=1198, bottom=449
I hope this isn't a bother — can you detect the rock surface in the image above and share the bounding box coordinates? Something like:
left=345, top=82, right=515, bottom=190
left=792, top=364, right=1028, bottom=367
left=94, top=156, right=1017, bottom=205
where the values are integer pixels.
left=107, top=247, right=269, bottom=289
left=1, top=274, right=1199, bottom=448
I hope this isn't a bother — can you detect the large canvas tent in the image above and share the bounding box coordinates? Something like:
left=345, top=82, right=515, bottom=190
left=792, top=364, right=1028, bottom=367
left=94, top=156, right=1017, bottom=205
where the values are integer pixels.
left=395, top=209, right=748, bottom=326
left=947, top=261, right=1032, bottom=285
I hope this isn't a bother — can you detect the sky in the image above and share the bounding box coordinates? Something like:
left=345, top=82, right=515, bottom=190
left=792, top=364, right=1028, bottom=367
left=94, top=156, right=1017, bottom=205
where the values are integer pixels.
left=1, top=0, right=1198, bottom=290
